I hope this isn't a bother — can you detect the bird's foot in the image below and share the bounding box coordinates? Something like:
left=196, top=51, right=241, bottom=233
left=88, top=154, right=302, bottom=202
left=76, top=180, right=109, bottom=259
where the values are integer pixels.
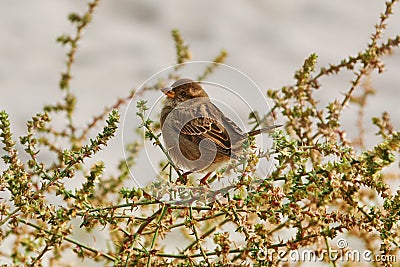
left=199, top=172, right=212, bottom=187
left=177, top=171, right=192, bottom=185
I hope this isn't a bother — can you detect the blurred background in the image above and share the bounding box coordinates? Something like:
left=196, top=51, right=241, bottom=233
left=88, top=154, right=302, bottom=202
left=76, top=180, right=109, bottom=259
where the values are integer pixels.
left=1, top=0, right=399, bottom=182
left=1, top=0, right=399, bottom=139
left=0, top=1, right=399, bottom=265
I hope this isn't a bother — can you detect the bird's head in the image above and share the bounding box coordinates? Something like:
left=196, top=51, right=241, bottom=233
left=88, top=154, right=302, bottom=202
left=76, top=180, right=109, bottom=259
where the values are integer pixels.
left=161, top=78, right=209, bottom=105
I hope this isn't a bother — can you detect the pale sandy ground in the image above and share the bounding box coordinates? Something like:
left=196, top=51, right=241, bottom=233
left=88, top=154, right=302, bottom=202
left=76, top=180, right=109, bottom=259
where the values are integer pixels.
left=0, top=1, right=399, bottom=266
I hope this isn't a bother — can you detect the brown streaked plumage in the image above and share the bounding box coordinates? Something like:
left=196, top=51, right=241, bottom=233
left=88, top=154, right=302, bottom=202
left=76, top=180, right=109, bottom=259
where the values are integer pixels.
left=160, top=78, right=281, bottom=184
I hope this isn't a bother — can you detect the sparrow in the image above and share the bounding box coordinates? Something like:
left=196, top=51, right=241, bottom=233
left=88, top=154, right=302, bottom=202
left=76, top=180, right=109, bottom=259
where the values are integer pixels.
left=160, top=78, right=281, bottom=185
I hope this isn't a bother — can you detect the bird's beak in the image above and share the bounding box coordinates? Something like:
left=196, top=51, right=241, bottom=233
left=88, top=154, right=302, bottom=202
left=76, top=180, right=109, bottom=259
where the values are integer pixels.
left=161, top=86, right=175, bottom=99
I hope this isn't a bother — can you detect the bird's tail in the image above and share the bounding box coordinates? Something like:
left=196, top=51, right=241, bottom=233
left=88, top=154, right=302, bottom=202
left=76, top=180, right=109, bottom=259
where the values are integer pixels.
left=247, top=124, right=282, bottom=137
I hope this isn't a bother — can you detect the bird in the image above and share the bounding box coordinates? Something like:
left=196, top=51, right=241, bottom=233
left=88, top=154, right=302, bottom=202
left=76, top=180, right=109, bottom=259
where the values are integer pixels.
left=160, top=78, right=281, bottom=185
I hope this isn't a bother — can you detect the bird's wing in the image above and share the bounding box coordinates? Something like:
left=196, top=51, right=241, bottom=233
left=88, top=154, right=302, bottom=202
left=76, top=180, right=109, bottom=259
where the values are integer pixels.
left=181, top=116, right=231, bottom=151
left=176, top=101, right=241, bottom=157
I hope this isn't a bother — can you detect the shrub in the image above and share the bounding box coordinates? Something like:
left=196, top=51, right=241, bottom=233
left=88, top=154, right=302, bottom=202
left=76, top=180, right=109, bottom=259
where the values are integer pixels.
left=1, top=0, right=399, bottom=266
